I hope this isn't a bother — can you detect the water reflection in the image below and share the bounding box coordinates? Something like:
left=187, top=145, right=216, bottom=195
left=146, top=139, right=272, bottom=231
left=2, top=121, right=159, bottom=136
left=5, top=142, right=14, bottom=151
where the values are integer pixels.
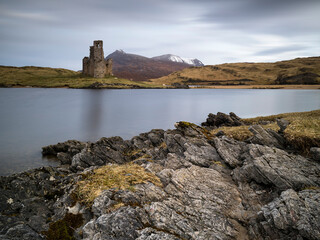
left=0, top=88, right=319, bottom=176
left=82, top=90, right=103, bottom=142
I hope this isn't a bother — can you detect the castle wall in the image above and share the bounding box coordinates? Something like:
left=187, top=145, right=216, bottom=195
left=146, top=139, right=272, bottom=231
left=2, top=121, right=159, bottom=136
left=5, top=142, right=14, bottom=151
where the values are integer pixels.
left=82, top=40, right=113, bottom=78
left=89, top=46, right=95, bottom=76
left=82, top=57, right=89, bottom=75
left=93, top=41, right=106, bottom=78
left=105, top=58, right=113, bottom=76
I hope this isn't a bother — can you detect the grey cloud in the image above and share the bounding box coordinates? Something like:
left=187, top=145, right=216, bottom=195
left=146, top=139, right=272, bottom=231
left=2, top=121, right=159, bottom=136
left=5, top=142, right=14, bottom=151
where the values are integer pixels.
left=198, top=0, right=320, bottom=36
left=0, top=0, right=187, bottom=29
left=0, top=0, right=319, bottom=69
left=255, top=45, right=308, bottom=56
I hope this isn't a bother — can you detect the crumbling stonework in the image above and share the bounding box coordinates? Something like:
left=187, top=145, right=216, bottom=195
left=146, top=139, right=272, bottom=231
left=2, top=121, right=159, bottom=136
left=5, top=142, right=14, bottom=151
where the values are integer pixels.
left=82, top=40, right=112, bottom=78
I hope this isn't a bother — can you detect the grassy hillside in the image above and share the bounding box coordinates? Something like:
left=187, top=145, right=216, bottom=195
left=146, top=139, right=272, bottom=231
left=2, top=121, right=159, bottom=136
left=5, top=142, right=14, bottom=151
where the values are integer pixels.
left=150, top=57, right=320, bottom=86
left=0, top=66, right=162, bottom=88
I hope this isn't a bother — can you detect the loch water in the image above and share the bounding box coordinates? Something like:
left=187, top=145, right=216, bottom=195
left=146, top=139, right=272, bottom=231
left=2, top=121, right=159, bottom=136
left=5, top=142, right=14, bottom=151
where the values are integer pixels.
left=0, top=88, right=319, bottom=176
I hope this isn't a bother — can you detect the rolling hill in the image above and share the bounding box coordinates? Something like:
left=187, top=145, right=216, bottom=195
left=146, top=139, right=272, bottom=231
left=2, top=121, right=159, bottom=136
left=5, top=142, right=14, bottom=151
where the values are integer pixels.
left=150, top=56, right=320, bottom=86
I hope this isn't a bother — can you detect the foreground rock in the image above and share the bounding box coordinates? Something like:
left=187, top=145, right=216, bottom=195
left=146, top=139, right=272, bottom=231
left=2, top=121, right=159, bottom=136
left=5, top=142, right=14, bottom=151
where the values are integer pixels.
left=1, top=115, right=319, bottom=240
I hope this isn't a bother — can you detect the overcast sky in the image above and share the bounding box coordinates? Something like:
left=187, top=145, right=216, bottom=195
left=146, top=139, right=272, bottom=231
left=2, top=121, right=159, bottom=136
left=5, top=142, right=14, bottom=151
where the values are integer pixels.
left=0, top=0, right=319, bottom=70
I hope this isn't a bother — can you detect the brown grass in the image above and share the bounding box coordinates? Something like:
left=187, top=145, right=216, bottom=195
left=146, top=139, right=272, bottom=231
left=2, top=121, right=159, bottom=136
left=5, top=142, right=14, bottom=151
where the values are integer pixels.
left=211, top=123, right=279, bottom=141
left=212, top=109, right=320, bottom=153
left=191, top=84, right=320, bottom=89
left=0, top=65, right=162, bottom=88
left=149, top=57, right=320, bottom=86
left=75, top=163, right=162, bottom=205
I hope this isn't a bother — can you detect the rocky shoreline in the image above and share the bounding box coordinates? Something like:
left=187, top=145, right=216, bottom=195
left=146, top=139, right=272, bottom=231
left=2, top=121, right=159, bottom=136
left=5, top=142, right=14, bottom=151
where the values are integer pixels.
left=1, top=113, right=319, bottom=240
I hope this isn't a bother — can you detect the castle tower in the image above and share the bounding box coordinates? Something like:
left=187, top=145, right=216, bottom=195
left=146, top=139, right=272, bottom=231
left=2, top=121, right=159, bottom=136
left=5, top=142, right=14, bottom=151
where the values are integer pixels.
left=82, top=40, right=112, bottom=78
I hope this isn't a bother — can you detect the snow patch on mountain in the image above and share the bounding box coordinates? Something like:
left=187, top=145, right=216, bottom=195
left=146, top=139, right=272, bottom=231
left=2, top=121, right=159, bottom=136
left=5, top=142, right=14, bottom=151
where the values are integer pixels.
left=152, top=54, right=204, bottom=67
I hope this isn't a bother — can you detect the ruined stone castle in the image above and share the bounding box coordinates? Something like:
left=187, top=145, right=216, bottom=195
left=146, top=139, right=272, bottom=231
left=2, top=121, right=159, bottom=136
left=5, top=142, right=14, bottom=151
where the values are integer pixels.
left=82, top=40, right=112, bottom=78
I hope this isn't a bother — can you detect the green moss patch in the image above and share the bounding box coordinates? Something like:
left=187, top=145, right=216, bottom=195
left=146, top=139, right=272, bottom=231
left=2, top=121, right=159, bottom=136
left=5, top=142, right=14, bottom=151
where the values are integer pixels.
left=42, top=213, right=83, bottom=240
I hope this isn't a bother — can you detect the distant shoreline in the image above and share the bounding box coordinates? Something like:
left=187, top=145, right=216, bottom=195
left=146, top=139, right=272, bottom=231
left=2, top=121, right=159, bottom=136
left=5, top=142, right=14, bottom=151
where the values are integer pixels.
left=189, top=84, right=320, bottom=89
left=1, top=65, right=319, bottom=90
left=1, top=84, right=320, bottom=90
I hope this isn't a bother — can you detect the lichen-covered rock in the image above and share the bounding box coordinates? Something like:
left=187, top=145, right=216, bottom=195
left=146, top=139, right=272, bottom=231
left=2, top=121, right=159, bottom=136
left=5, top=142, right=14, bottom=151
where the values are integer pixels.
left=82, top=164, right=248, bottom=240
left=144, top=165, right=247, bottom=240
left=71, top=137, right=133, bottom=171
left=253, top=189, right=320, bottom=240
left=248, top=125, right=286, bottom=149
left=136, top=228, right=180, bottom=240
left=233, top=144, right=320, bottom=191
left=83, top=207, right=145, bottom=240
left=213, top=136, right=245, bottom=168
left=0, top=224, right=43, bottom=240
left=0, top=167, right=76, bottom=240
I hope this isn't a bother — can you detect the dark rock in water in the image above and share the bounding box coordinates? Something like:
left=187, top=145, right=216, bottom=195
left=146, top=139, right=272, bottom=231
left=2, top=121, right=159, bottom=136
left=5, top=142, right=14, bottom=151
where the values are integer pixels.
left=1, top=112, right=320, bottom=240
left=87, top=82, right=104, bottom=89
left=42, top=139, right=86, bottom=156
left=310, top=147, right=320, bottom=161
left=171, top=82, right=189, bottom=89
left=57, top=152, right=72, bottom=165
left=202, top=112, right=243, bottom=127
left=42, top=140, right=86, bottom=165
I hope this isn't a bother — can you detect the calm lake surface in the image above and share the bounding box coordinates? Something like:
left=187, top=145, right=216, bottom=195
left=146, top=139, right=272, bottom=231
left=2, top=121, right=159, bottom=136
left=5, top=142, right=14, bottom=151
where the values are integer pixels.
left=0, top=88, right=319, bottom=176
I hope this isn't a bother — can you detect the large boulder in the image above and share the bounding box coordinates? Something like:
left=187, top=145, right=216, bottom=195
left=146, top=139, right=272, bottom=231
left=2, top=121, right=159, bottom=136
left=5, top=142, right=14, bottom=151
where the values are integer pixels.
left=83, top=165, right=248, bottom=240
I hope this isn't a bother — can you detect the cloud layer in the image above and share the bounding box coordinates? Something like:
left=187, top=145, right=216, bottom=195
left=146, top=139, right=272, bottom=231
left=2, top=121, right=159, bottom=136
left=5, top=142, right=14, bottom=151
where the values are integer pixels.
left=0, top=0, right=319, bottom=70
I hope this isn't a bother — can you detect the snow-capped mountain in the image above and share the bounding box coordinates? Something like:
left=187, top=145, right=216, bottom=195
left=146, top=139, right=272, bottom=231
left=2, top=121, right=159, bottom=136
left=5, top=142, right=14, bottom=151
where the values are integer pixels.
left=105, top=50, right=195, bottom=81
left=152, top=54, right=204, bottom=67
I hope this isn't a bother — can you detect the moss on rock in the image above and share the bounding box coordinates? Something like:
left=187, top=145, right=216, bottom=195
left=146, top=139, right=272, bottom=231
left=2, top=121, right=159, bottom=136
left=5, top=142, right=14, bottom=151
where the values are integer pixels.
left=42, top=213, right=83, bottom=240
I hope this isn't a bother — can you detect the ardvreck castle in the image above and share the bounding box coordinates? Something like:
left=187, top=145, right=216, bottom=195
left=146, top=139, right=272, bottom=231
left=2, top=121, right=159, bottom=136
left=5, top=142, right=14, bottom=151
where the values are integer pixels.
left=82, top=40, right=112, bottom=78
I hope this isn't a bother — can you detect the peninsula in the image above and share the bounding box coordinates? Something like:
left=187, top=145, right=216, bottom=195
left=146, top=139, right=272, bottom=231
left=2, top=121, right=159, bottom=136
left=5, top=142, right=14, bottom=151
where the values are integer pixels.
left=0, top=110, right=319, bottom=239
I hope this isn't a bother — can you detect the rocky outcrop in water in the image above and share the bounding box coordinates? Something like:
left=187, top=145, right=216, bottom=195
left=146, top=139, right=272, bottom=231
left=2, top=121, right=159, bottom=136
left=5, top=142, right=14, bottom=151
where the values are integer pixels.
left=201, top=112, right=243, bottom=128
left=1, top=114, right=319, bottom=240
